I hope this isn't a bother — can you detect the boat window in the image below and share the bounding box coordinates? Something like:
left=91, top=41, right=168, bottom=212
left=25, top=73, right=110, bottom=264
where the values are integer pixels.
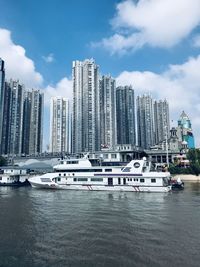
left=60, top=161, right=64, bottom=164
left=105, top=169, right=112, bottom=172
left=163, top=177, right=169, bottom=186
left=78, top=178, right=88, bottom=181
left=55, top=169, right=102, bottom=173
left=151, top=178, right=156, bottom=183
left=142, top=167, right=147, bottom=172
left=67, top=161, right=79, bottom=164
left=134, top=178, right=139, bottom=181
left=122, top=167, right=131, bottom=172
left=59, top=173, right=61, bottom=176
left=91, top=178, right=103, bottom=182
left=108, top=178, right=113, bottom=186
left=40, top=178, right=52, bottom=183
left=73, top=178, right=77, bottom=182
left=57, top=177, right=61, bottom=182
left=140, top=178, right=145, bottom=183
left=94, top=169, right=102, bottom=172
left=130, top=178, right=132, bottom=181
left=0, top=177, right=2, bottom=180
left=118, top=178, right=121, bottom=184
left=64, top=173, right=66, bottom=176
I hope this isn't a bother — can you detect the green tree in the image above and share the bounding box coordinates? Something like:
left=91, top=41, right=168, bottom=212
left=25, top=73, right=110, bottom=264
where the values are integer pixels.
left=0, top=156, right=7, bottom=166
left=190, top=163, right=200, bottom=176
left=187, top=149, right=200, bottom=164
left=186, top=149, right=200, bottom=175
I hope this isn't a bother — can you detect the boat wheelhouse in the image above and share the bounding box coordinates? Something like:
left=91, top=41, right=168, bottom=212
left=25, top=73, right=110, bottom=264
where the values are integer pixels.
left=29, top=156, right=171, bottom=192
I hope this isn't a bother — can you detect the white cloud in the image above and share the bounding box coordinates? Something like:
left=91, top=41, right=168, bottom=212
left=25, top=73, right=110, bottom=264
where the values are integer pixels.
left=96, top=0, right=200, bottom=54
left=116, top=55, right=200, bottom=146
left=43, top=77, right=73, bottom=106
left=0, top=27, right=73, bottom=149
left=42, top=53, right=54, bottom=63
left=0, top=27, right=72, bottom=103
left=0, top=28, right=43, bottom=87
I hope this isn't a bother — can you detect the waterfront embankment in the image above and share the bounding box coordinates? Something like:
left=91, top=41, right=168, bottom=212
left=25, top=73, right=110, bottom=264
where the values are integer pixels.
left=173, top=174, right=200, bottom=181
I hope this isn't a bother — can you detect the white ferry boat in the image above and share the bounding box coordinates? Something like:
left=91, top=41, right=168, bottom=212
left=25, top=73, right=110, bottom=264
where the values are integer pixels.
left=29, top=156, right=171, bottom=192
left=0, top=167, right=30, bottom=186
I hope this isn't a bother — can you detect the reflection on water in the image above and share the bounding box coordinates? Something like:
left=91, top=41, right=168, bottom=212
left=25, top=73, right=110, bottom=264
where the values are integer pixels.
left=0, top=183, right=200, bottom=267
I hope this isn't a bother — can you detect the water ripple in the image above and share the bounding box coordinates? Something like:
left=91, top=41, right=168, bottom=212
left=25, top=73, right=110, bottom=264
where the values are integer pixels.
left=0, top=184, right=200, bottom=267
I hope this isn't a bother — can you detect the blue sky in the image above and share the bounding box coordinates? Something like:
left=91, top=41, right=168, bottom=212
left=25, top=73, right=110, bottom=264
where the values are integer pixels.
left=0, top=0, right=200, bottom=148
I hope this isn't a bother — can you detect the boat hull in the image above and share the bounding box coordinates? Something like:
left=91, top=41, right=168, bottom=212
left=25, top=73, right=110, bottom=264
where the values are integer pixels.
left=29, top=182, right=171, bottom=192
left=0, top=180, right=31, bottom=187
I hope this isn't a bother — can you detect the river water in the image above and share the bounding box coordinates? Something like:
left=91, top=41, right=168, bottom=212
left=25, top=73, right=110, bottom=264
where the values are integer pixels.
left=0, top=183, right=200, bottom=267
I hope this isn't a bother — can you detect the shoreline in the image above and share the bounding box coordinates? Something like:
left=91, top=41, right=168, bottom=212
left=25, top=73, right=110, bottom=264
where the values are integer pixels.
left=173, top=174, right=200, bottom=182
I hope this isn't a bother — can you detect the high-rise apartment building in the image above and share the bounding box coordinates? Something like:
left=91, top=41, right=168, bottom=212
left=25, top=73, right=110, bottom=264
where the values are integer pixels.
left=21, top=91, right=31, bottom=155
left=72, top=59, right=100, bottom=153
left=8, top=80, right=24, bottom=155
left=0, top=58, right=5, bottom=153
left=50, top=96, right=70, bottom=153
left=116, top=86, right=136, bottom=145
left=1, top=82, right=12, bottom=154
left=99, top=75, right=116, bottom=149
left=137, top=94, right=155, bottom=149
left=29, top=90, right=43, bottom=155
left=137, top=95, right=171, bottom=149
left=22, top=89, right=43, bottom=155
left=154, top=99, right=170, bottom=145
left=2, top=80, right=43, bottom=156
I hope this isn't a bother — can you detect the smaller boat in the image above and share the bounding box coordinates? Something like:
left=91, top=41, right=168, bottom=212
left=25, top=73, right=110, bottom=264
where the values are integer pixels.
left=170, top=177, right=184, bottom=190
left=0, top=167, right=30, bottom=186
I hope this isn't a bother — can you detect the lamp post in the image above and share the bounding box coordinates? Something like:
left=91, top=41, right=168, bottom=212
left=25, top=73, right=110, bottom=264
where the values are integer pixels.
left=165, top=126, right=169, bottom=167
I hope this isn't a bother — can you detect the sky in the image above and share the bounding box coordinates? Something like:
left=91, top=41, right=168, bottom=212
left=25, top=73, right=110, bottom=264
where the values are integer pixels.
left=0, top=0, right=200, bottom=149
